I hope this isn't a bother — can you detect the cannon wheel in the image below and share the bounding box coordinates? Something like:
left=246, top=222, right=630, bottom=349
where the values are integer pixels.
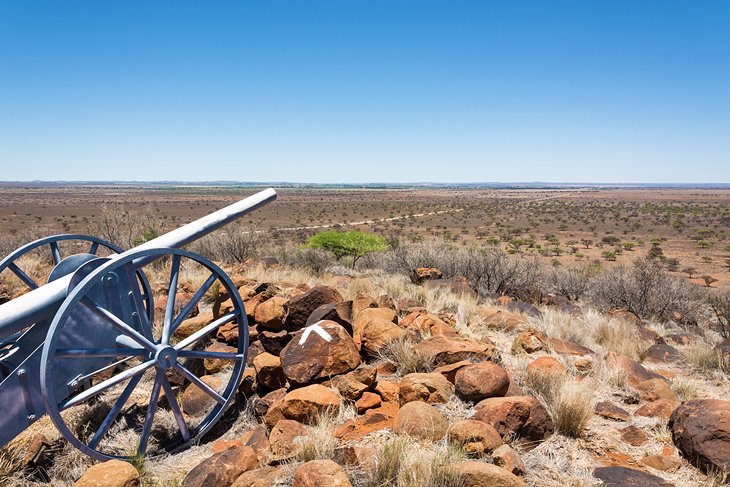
left=0, top=233, right=154, bottom=326
left=40, top=248, right=248, bottom=461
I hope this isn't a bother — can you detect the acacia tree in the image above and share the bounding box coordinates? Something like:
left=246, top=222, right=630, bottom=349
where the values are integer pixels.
left=306, top=229, right=388, bottom=268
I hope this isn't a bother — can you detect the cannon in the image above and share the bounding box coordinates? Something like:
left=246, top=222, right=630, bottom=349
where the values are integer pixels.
left=0, top=188, right=276, bottom=461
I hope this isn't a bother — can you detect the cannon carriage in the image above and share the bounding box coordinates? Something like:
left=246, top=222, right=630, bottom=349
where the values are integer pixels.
left=0, top=188, right=276, bottom=461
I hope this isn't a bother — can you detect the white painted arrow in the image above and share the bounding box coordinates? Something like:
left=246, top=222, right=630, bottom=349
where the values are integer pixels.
left=299, top=320, right=333, bottom=345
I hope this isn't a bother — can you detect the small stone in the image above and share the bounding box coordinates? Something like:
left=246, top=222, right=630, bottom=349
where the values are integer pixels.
left=492, top=444, right=526, bottom=475
left=595, top=401, right=630, bottom=421
left=620, top=425, right=647, bottom=447
left=355, top=392, right=381, bottom=413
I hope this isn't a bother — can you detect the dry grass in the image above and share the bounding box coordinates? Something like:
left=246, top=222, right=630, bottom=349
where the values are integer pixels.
left=683, top=340, right=728, bottom=375
left=296, top=403, right=357, bottom=463
left=520, top=369, right=595, bottom=438
left=535, top=308, right=649, bottom=361
left=363, top=438, right=466, bottom=487
left=378, top=336, right=435, bottom=375
left=520, top=435, right=597, bottom=487
left=671, top=376, right=702, bottom=401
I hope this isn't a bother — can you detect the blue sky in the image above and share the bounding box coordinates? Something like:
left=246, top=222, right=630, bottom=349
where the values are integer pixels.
left=1, top=1, right=728, bottom=183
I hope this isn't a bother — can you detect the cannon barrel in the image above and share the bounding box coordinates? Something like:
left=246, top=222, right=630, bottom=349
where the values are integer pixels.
left=0, top=188, right=277, bottom=337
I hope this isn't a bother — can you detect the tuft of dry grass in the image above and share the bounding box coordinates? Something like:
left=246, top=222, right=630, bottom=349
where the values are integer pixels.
left=378, top=336, right=435, bottom=375
left=363, top=438, right=466, bottom=487
left=683, top=340, right=728, bottom=374
left=520, top=369, right=595, bottom=438
left=296, top=403, right=357, bottom=463
left=671, top=376, right=701, bottom=401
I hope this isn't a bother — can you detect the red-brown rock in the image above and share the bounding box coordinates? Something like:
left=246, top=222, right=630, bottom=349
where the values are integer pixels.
left=285, top=285, right=343, bottom=331
left=281, top=321, right=361, bottom=385
left=472, top=396, right=554, bottom=443
left=292, top=459, right=352, bottom=487
left=399, top=372, right=454, bottom=405
left=669, top=399, right=730, bottom=473
left=454, top=362, right=510, bottom=402
left=393, top=401, right=448, bottom=441
left=413, top=336, right=497, bottom=366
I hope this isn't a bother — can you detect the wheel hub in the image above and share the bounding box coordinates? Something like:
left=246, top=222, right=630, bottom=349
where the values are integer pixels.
left=154, top=346, right=177, bottom=369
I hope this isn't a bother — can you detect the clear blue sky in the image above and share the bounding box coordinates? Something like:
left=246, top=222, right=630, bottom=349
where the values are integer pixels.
left=1, top=1, right=728, bottom=183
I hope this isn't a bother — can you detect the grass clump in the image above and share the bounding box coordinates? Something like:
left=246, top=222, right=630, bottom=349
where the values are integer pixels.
left=378, top=336, right=434, bottom=375
left=364, top=439, right=466, bottom=487
left=521, top=370, right=594, bottom=438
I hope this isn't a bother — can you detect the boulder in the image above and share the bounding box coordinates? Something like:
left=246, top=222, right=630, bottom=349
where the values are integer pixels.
left=472, top=396, right=554, bottom=443
left=434, top=360, right=473, bottom=384
left=259, top=330, right=292, bottom=355
left=410, top=267, right=443, bottom=284
left=621, top=425, right=647, bottom=446
left=182, top=375, right=222, bottom=417
left=355, top=392, right=381, bottom=413
left=413, top=336, right=497, bottom=366
left=399, top=372, right=454, bottom=404
left=335, top=403, right=399, bottom=441
left=306, top=301, right=354, bottom=335
left=547, top=338, right=593, bottom=356
left=284, top=285, right=343, bottom=331
left=183, top=446, right=258, bottom=487
left=455, top=362, right=510, bottom=402
left=641, top=454, right=681, bottom=472
left=254, top=296, right=288, bottom=331
left=669, top=399, right=730, bottom=473
left=281, top=321, right=361, bottom=385
left=478, top=307, right=525, bottom=330
left=74, top=460, right=140, bottom=487
left=175, top=312, right=213, bottom=340
left=526, top=356, right=565, bottom=376
left=446, top=461, right=528, bottom=487
left=604, top=352, right=666, bottom=386
left=642, top=343, right=681, bottom=364
left=492, top=444, right=526, bottom=475
left=593, top=466, right=674, bottom=486
left=280, top=384, right=340, bottom=423
left=292, top=460, right=353, bottom=487
left=353, top=307, right=398, bottom=337
left=374, top=380, right=400, bottom=403
left=361, top=318, right=405, bottom=355
left=595, top=401, right=630, bottom=421
left=269, top=419, right=310, bottom=461
left=253, top=352, right=287, bottom=390
left=231, top=466, right=285, bottom=487
left=511, top=331, right=544, bottom=354
left=393, top=401, right=448, bottom=441
left=447, top=420, right=502, bottom=456
left=203, top=341, right=238, bottom=374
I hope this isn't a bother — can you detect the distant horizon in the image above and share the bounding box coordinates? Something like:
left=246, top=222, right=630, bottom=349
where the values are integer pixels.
left=1, top=180, right=729, bottom=188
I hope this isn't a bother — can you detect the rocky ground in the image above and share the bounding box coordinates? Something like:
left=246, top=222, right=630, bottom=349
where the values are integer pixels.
left=1, top=263, right=729, bottom=486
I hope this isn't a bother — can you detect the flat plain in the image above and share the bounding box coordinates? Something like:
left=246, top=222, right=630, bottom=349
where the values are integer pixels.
left=1, top=184, right=728, bottom=288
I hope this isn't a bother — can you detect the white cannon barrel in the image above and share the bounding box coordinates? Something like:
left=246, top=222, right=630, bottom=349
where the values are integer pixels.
left=0, top=188, right=277, bottom=336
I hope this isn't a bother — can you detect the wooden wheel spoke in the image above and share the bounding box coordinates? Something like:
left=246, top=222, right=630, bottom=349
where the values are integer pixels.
left=50, top=241, right=61, bottom=265
left=160, top=375, right=190, bottom=442
left=168, top=272, right=217, bottom=342
left=60, top=359, right=155, bottom=410
left=88, top=374, right=143, bottom=449
left=8, top=262, right=38, bottom=289
left=54, top=348, right=148, bottom=359
left=177, top=350, right=244, bottom=361
left=174, top=364, right=225, bottom=405
left=138, top=368, right=164, bottom=456
left=174, top=312, right=238, bottom=351
left=81, top=297, right=156, bottom=352
left=161, top=255, right=181, bottom=344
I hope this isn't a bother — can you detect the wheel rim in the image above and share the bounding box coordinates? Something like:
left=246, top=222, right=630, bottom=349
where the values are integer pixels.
left=40, top=248, right=248, bottom=461
left=0, top=233, right=154, bottom=332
